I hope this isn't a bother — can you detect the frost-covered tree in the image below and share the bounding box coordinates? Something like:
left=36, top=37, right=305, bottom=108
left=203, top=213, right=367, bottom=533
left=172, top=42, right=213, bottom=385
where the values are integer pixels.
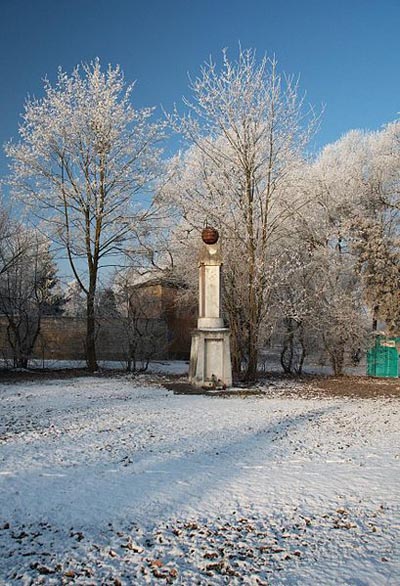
left=5, top=59, right=165, bottom=370
left=0, top=199, right=28, bottom=278
left=0, top=229, right=61, bottom=368
left=308, top=245, right=368, bottom=375
left=64, top=280, right=86, bottom=317
left=351, top=215, right=400, bottom=334
left=262, top=137, right=373, bottom=376
left=313, top=124, right=399, bottom=336
left=270, top=249, right=316, bottom=374
left=113, top=269, right=168, bottom=372
left=353, top=122, right=400, bottom=333
left=162, top=48, right=318, bottom=380
left=372, top=121, right=400, bottom=215
left=96, top=287, right=119, bottom=319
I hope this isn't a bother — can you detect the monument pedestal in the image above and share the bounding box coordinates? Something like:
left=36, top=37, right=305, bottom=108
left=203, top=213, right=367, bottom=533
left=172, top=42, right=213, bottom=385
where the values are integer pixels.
left=189, top=328, right=232, bottom=388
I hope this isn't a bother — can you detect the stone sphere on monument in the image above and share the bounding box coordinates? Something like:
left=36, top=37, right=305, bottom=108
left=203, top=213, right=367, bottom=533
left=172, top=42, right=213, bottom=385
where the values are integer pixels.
left=201, top=227, right=219, bottom=245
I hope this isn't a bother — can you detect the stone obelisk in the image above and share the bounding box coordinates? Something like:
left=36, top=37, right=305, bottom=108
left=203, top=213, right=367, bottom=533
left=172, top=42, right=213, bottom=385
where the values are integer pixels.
left=189, top=227, right=232, bottom=388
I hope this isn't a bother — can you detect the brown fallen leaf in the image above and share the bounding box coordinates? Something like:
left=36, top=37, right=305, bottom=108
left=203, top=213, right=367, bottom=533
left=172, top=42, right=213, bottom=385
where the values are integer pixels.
left=152, top=569, right=169, bottom=579
left=37, top=566, right=54, bottom=575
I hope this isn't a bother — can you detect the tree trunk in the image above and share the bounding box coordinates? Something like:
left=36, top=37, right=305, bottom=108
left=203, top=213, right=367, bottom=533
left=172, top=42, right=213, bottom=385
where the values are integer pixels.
left=280, top=318, right=294, bottom=374
left=372, top=305, right=379, bottom=331
left=245, top=315, right=259, bottom=382
left=86, top=286, right=98, bottom=372
left=229, top=318, right=242, bottom=379
left=244, top=282, right=260, bottom=382
left=296, top=326, right=306, bottom=375
left=331, top=347, right=344, bottom=376
left=244, top=255, right=259, bottom=381
left=231, top=345, right=242, bottom=379
left=245, top=347, right=258, bottom=382
left=7, top=315, right=41, bottom=370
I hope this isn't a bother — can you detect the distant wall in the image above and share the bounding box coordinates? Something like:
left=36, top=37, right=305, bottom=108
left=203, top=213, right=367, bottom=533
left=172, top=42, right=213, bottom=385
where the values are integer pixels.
left=0, top=314, right=194, bottom=363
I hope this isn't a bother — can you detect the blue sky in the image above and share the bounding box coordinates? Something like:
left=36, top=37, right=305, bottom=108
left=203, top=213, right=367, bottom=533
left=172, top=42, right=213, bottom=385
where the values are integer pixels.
left=1, top=0, right=399, bottom=176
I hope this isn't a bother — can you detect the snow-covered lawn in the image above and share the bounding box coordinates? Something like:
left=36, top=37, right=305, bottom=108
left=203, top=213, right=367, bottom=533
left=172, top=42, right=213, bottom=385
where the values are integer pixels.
left=0, top=375, right=399, bottom=585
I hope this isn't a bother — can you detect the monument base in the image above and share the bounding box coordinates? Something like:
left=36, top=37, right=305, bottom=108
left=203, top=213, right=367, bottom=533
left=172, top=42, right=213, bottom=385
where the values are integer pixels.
left=189, top=328, right=232, bottom=388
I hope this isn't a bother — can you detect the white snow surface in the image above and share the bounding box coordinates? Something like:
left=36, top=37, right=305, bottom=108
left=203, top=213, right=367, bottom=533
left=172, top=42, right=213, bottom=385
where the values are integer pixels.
left=0, top=375, right=399, bottom=585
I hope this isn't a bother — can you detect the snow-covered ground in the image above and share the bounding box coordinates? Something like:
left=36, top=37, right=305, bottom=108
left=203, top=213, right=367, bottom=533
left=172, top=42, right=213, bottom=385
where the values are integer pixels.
left=0, top=375, right=399, bottom=585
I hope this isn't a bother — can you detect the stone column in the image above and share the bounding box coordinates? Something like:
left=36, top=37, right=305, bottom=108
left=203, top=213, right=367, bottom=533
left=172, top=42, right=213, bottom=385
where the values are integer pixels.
left=189, top=228, right=232, bottom=388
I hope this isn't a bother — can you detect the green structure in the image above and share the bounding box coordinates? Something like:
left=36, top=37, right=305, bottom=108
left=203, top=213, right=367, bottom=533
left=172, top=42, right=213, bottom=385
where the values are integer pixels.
left=367, top=336, right=400, bottom=378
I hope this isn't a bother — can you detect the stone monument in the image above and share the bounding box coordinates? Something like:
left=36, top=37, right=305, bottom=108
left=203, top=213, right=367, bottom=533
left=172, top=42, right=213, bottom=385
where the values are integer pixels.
left=189, top=227, right=232, bottom=388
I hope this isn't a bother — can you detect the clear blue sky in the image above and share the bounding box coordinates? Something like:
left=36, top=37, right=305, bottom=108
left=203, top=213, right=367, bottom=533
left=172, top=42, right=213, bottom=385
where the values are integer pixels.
left=1, top=0, right=399, bottom=177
